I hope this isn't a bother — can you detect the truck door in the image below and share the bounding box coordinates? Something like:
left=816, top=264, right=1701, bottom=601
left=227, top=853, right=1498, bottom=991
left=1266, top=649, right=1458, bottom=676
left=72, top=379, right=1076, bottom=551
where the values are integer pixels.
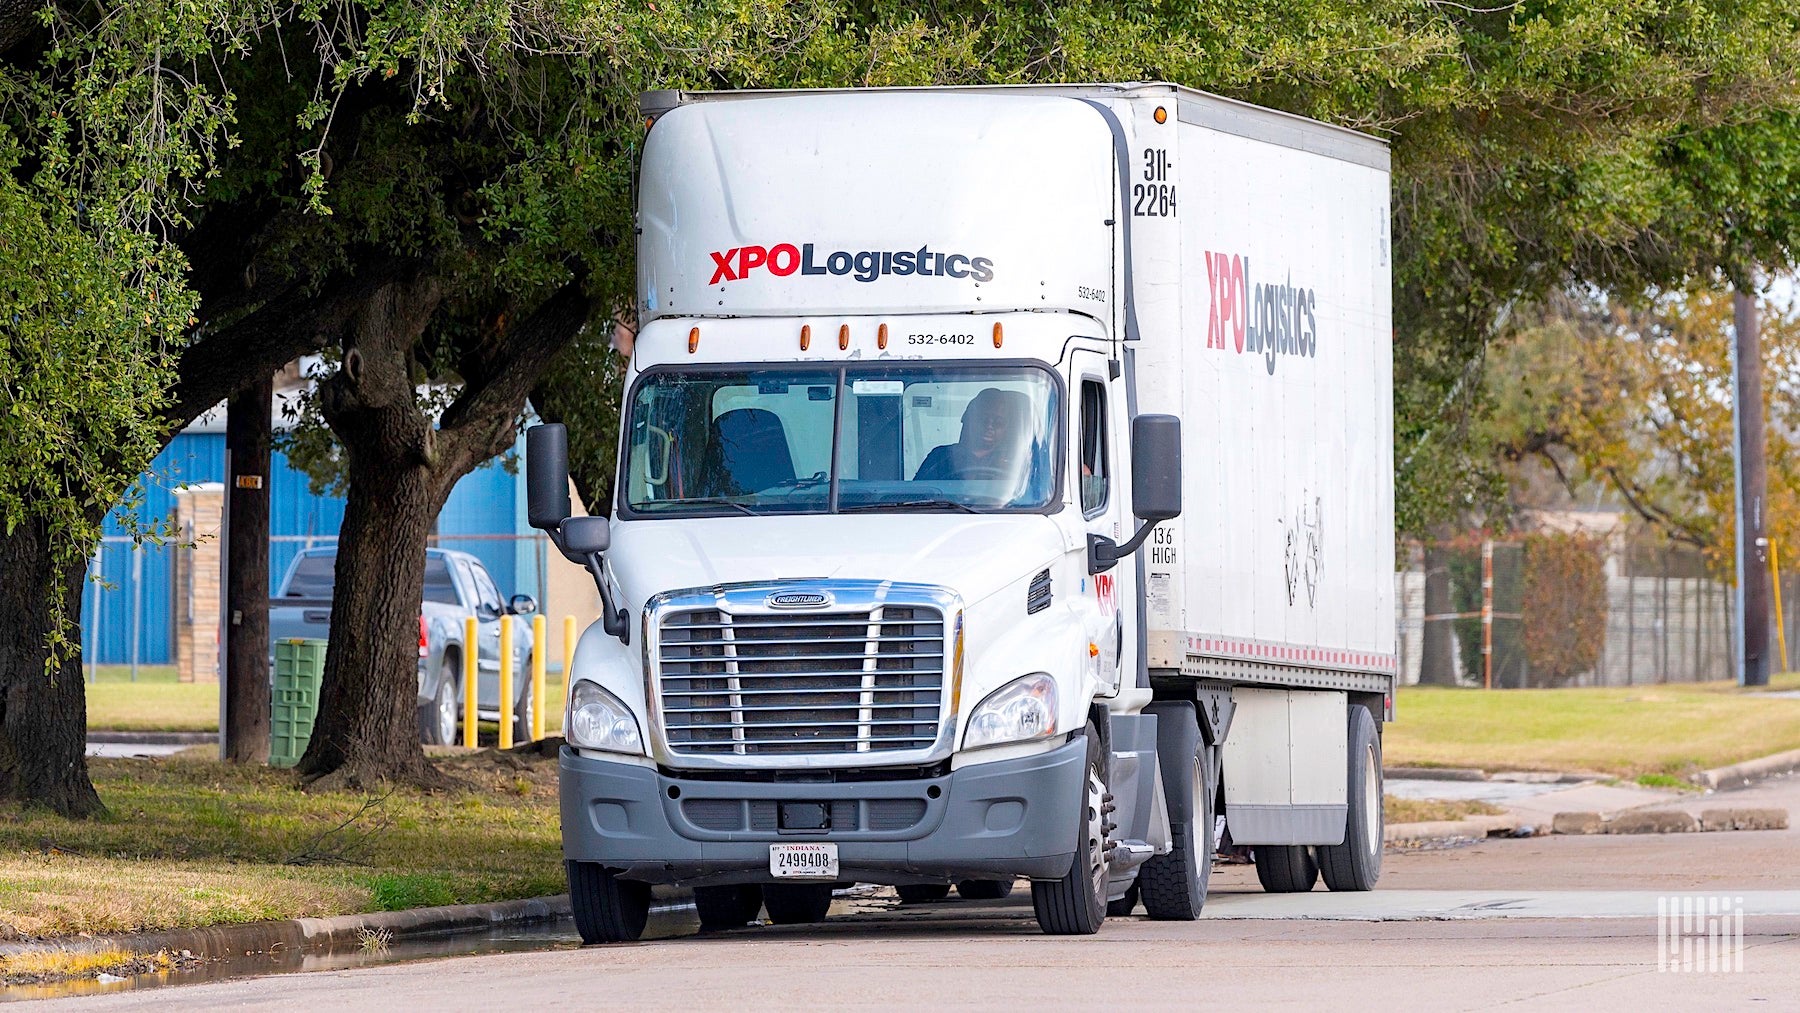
left=1072, top=352, right=1131, bottom=696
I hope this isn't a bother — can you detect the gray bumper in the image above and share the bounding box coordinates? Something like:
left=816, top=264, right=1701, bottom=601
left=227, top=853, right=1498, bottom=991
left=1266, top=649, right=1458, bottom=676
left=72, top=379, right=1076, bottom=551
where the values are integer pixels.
left=559, top=737, right=1086, bottom=887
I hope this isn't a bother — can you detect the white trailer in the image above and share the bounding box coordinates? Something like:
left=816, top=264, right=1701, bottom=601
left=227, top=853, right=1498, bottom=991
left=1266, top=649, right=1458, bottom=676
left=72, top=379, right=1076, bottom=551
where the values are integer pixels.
left=527, top=82, right=1395, bottom=941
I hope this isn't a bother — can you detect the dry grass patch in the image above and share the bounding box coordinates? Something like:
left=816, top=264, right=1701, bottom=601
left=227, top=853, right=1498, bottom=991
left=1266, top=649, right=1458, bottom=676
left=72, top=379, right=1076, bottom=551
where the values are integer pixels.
left=0, top=947, right=187, bottom=986
left=1386, top=675, right=1800, bottom=778
left=0, top=750, right=564, bottom=941
left=1383, top=797, right=1506, bottom=824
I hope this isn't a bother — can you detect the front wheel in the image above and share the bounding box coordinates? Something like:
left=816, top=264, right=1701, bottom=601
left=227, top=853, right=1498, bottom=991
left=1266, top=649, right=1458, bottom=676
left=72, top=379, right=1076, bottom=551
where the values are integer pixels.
left=1031, top=723, right=1108, bottom=935
left=1319, top=705, right=1384, bottom=891
left=567, top=860, right=651, bottom=943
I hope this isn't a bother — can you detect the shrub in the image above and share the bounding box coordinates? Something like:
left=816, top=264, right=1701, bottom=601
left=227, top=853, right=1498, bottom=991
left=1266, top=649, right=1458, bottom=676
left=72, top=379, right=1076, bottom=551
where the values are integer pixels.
left=1520, top=533, right=1609, bottom=685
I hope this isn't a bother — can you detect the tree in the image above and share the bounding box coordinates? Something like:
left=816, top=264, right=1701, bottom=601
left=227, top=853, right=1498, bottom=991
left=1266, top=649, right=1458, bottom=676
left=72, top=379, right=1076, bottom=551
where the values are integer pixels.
left=1486, top=286, right=1800, bottom=569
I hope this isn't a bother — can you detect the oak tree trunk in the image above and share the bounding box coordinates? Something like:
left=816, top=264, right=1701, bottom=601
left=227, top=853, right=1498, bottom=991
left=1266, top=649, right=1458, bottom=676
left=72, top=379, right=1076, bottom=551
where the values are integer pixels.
left=225, top=376, right=274, bottom=763
left=296, top=279, right=449, bottom=790
left=0, top=520, right=106, bottom=816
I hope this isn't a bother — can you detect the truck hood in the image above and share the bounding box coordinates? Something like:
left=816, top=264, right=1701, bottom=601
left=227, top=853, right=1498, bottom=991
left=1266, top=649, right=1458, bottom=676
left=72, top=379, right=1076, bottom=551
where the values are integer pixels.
left=607, top=514, right=1072, bottom=610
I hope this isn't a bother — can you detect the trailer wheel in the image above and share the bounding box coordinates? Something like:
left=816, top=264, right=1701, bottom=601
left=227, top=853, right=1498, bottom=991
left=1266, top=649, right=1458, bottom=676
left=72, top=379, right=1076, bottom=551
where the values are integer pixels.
left=694, top=884, right=763, bottom=931
left=956, top=879, right=1014, bottom=900
left=1319, top=705, right=1384, bottom=891
left=1031, top=723, right=1108, bottom=935
left=895, top=884, right=951, bottom=904
left=1137, top=703, right=1212, bottom=920
left=1253, top=846, right=1318, bottom=893
left=762, top=883, right=833, bottom=925
left=567, top=860, right=651, bottom=943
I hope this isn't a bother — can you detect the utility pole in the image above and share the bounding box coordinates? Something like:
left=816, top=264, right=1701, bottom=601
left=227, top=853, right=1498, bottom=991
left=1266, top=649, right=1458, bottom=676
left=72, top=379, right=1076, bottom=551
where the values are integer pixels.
left=1731, top=287, right=1771, bottom=687
left=224, top=376, right=275, bottom=759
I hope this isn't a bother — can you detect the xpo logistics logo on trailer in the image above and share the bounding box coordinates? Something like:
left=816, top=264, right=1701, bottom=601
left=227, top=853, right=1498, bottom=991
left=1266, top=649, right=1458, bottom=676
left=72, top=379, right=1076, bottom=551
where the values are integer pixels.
left=709, top=242, right=996, bottom=285
left=1203, top=250, right=1320, bottom=375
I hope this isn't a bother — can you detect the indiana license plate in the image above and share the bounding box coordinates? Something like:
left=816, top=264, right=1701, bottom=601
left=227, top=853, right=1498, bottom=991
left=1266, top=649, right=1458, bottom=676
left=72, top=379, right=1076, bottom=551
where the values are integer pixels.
left=768, top=843, right=838, bottom=880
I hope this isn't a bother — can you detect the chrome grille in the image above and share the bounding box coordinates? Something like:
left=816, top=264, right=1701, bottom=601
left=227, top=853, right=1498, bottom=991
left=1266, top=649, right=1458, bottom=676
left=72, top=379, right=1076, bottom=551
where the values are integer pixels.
left=658, top=605, right=944, bottom=756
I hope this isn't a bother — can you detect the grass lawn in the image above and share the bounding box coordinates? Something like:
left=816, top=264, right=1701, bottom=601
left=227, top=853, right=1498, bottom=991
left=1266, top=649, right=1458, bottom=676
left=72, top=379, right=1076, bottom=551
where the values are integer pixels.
left=0, top=751, right=563, bottom=940
left=86, top=667, right=566, bottom=737
left=1384, top=673, right=1800, bottom=778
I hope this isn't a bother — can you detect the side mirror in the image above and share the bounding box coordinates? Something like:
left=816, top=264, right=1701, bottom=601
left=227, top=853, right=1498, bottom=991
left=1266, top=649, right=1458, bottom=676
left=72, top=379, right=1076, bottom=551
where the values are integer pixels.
left=527, top=424, right=573, bottom=531
left=1130, top=414, right=1182, bottom=522
left=561, top=515, right=611, bottom=556
left=508, top=593, right=538, bottom=616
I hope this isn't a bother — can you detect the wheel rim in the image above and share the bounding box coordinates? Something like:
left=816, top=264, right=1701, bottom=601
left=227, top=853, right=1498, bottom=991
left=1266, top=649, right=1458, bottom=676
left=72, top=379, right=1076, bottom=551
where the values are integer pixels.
left=437, top=681, right=457, bottom=744
left=1361, top=743, right=1381, bottom=851
left=1085, top=765, right=1107, bottom=902
left=1191, top=758, right=1207, bottom=840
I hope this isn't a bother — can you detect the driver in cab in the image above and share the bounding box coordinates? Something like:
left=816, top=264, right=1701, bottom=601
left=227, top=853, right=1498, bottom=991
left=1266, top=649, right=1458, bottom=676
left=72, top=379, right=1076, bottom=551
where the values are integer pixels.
left=913, top=388, right=1045, bottom=502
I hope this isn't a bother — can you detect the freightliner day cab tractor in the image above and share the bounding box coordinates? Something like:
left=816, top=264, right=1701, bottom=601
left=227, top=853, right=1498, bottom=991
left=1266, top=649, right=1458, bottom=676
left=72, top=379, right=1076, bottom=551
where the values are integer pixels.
left=528, top=82, right=1396, bottom=941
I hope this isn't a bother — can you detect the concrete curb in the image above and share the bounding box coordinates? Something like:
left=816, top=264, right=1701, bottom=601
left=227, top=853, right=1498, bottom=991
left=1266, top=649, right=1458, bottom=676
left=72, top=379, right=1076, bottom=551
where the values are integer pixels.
left=1385, top=813, right=1524, bottom=844
left=1694, top=748, right=1800, bottom=792
left=86, top=731, right=217, bottom=745
left=1549, top=807, right=1788, bottom=835
left=0, top=894, right=570, bottom=960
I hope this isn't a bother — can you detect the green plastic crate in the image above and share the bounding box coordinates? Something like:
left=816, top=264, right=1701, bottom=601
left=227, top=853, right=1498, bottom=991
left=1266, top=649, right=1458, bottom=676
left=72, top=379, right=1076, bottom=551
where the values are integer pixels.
left=271, top=638, right=326, bottom=768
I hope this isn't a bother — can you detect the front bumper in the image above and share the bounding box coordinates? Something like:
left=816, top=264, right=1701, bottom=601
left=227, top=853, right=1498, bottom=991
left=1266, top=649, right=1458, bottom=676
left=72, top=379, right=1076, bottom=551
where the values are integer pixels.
left=559, top=736, right=1086, bottom=887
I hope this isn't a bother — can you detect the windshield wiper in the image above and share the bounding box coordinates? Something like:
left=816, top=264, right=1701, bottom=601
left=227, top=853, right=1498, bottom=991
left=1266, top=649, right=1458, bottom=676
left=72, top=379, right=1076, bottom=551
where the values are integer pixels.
left=647, top=498, right=761, bottom=516
left=841, top=499, right=980, bottom=514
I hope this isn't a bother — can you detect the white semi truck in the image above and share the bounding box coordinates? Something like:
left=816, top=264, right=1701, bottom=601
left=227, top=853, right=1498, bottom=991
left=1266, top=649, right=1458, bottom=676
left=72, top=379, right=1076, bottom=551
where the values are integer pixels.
left=528, top=82, right=1395, bottom=941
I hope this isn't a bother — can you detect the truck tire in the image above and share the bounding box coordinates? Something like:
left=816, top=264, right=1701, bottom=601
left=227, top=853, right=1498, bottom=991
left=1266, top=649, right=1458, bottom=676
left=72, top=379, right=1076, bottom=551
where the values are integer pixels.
left=1319, top=705, right=1384, bottom=892
left=566, top=860, right=650, bottom=943
left=1253, top=846, right=1318, bottom=893
left=1031, top=723, right=1108, bottom=935
left=418, top=663, right=457, bottom=746
left=1137, top=702, right=1212, bottom=920
left=956, top=879, right=1014, bottom=900
left=1107, top=880, right=1139, bottom=917
left=762, top=883, right=833, bottom=924
left=694, top=884, right=763, bottom=931
left=513, top=663, right=535, bottom=744
left=895, top=884, right=951, bottom=904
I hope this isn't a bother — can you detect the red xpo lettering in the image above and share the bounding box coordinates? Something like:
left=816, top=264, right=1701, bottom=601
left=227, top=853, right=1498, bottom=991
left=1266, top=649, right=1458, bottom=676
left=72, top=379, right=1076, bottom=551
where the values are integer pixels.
left=1205, top=251, right=1247, bottom=352
left=709, top=249, right=739, bottom=284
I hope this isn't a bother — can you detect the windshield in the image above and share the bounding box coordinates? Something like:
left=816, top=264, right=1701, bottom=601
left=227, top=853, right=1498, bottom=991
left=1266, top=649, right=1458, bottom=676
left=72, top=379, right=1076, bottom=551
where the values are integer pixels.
left=622, top=364, right=1060, bottom=516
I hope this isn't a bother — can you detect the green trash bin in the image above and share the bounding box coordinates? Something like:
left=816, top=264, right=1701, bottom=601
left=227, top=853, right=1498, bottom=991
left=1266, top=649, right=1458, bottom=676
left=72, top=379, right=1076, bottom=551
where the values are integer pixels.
left=271, top=638, right=326, bottom=768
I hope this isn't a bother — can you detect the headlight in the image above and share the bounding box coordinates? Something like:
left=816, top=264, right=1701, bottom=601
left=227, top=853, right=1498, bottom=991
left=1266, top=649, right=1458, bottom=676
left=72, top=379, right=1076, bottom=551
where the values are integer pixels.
left=963, top=673, right=1057, bottom=750
left=565, top=681, right=644, bottom=755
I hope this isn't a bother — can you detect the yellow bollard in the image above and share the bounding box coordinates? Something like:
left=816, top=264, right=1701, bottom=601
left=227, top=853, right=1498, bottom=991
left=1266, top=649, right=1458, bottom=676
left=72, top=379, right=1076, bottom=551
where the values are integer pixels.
left=462, top=616, right=478, bottom=749
left=531, top=614, right=547, bottom=742
left=563, top=615, right=576, bottom=703
left=499, top=614, right=515, bottom=750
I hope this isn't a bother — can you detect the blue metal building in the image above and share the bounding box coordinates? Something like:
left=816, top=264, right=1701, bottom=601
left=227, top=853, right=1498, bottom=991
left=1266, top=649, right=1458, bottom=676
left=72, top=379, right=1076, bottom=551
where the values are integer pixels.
left=84, top=427, right=541, bottom=666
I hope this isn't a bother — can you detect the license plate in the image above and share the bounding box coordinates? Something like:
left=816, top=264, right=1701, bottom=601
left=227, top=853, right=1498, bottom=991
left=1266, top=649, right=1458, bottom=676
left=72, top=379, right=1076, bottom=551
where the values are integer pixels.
left=769, top=843, right=838, bottom=880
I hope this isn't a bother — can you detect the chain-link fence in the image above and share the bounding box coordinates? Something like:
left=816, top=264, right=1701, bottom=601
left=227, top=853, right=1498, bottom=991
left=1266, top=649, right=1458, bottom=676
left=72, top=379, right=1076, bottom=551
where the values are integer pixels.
left=1398, top=535, right=1797, bottom=687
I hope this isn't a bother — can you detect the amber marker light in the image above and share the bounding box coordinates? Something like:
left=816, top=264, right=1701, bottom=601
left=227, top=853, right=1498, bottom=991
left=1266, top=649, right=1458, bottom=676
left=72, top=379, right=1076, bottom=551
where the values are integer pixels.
left=878, top=323, right=889, bottom=349
left=1153, top=106, right=1167, bottom=125
left=687, top=326, right=700, bottom=354
left=800, top=324, right=811, bottom=351
left=992, top=321, right=1004, bottom=348
left=839, top=323, right=850, bottom=351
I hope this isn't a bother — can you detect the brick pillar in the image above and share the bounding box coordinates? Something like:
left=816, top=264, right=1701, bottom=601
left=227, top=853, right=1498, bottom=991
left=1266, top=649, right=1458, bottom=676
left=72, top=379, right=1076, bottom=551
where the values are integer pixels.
left=173, top=483, right=225, bottom=684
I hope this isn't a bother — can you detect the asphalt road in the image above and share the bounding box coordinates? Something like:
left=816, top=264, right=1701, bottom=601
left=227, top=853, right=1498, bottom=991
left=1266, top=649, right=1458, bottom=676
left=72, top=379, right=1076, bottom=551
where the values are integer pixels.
left=21, top=776, right=1800, bottom=1010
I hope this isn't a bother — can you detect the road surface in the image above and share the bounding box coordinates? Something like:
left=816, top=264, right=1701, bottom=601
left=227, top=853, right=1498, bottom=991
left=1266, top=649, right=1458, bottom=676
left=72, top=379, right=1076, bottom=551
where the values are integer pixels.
left=18, top=776, right=1800, bottom=1009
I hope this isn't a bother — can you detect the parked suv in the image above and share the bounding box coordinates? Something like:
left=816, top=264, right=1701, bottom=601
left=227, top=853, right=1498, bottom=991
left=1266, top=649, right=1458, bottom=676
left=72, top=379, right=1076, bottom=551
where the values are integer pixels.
left=270, top=547, right=538, bottom=744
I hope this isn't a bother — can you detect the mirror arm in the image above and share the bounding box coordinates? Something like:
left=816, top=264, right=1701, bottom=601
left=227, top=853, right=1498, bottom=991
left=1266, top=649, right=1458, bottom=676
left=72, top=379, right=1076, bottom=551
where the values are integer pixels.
left=1087, top=519, right=1166, bottom=575
left=582, top=553, right=631, bottom=645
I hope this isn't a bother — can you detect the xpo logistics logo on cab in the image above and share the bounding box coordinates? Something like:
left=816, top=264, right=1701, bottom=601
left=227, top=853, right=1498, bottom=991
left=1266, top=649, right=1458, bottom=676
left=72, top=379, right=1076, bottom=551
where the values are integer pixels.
left=709, top=242, right=996, bottom=285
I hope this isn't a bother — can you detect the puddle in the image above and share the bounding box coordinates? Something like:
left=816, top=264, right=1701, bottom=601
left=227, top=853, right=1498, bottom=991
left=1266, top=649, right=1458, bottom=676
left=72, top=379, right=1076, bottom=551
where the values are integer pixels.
left=2, top=903, right=698, bottom=1002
